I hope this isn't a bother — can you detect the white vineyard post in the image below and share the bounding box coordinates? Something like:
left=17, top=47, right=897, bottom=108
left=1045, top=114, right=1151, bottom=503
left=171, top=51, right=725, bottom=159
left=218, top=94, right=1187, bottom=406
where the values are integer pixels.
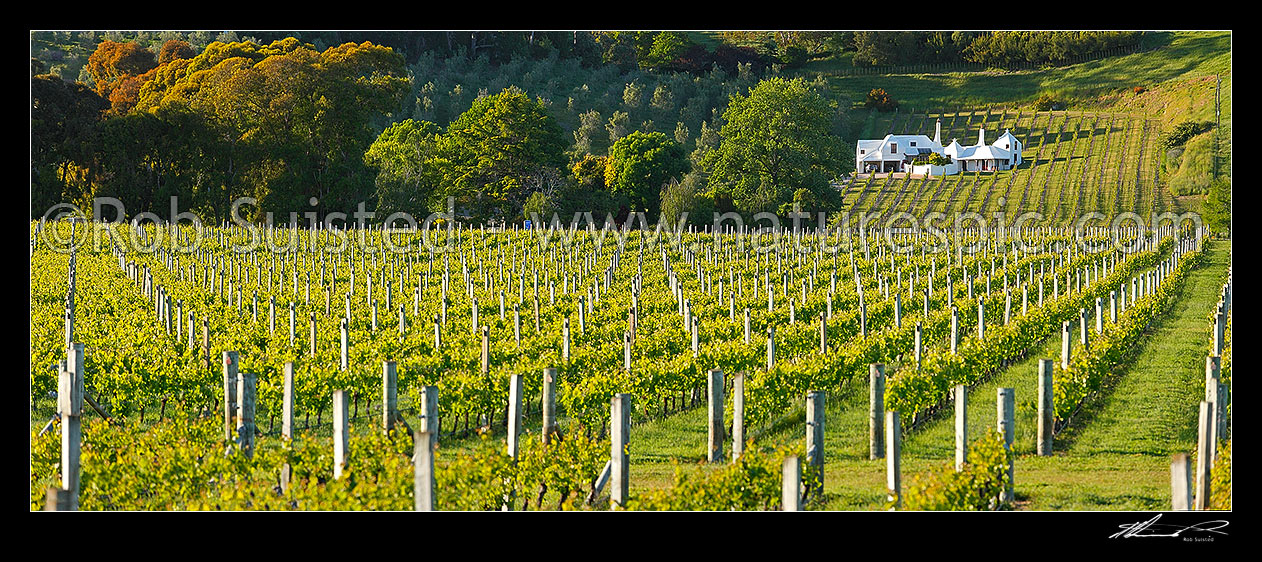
left=309, top=312, right=317, bottom=355
left=806, top=391, right=825, bottom=504
left=955, top=384, right=968, bottom=472
left=421, top=386, right=439, bottom=444
left=1194, top=401, right=1213, bottom=510
left=1205, top=356, right=1223, bottom=465
left=819, top=312, right=827, bottom=354
left=1079, top=308, right=1089, bottom=348
left=732, top=372, right=745, bottom=461
left=383, top=360, right=398, bottom=433
left=1038, top=359, right=1054, bottom=456
left=333, top=390, right=349, bottom=480
left=767, top=325, right=776, bottom=370
left=977, top=301, right=985, bottom=340
left=886, top=411, right=901, bottom=509
left=340, top=318, right=349, bottom=371
left=236, top=372, right=256, bottom=458
left=542, top=368, right=559, bottom=444
left=707, top=369, right=724, bottom=463
left=481, top=325, right=491, bottom=376
left=914, top=323, right=923, bottom=368
left=283, top=362, right=295, bottom=440
left=562, top=318, right=570, bottom=362
left=433, top=315, right=441, bottom=350
left=223, top=351, right=238, bottom=441
left=782, top=456, right=801, bottom=511
left=1171, top=453, right=1193, bottom=511
left=414, top=430, right=435, bottom=511
left=610, top=393, right=631, bottom=510
left=59, top=343, right=85, bottom=510
left=950, top=306, right=959, bottom=355
left=997, top=388, right=1015, bottom=503
left=1061, top=321, right=1071, bottom=369
left=505, top=373, right=523, bottom=513
left=1214, top=310, right=1225, bottom=357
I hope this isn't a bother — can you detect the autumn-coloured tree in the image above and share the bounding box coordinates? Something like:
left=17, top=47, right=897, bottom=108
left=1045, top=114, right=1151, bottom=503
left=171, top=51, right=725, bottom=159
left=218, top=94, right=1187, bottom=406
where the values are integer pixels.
left=865, top=88, right=898, bottom=112
left=158, top=39, right=194, bottom=64
left=98, top=38, right=409, bottom=221
left=85, top=40, right=157, bottom=101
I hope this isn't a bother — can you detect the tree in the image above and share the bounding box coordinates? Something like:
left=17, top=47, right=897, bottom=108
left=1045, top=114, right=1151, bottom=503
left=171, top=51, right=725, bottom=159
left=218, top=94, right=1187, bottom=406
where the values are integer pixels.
left=673, top=122, right=690, bottom=146
left=573, top=109, right=605, bottom=155
left=865, top=88, right=898, bottom=112
left=31, top=74, right=108, bottom=216
left=364, top=119, right=447, bottom=218
left=117, top=38, right=409, bottom=221
left=158, top=40, right=195, bottom=65
left=641, top=31, right=693, bottom=70
left=561, top=154, right=626, bottom=220
left=85, top=40, right=157, bottom=101
left=659, top=176, right=696, bottom=226
left=604, top=130, right=689, bottom=218
left=705, top=77, right=841, bottom=216
left=522, top=191, right=556, bottom=221
left=606, top=110, right=630, bottom=145
left=441, top=86, right=568, bottom=221
left=851, top=32, right=919, bottom=66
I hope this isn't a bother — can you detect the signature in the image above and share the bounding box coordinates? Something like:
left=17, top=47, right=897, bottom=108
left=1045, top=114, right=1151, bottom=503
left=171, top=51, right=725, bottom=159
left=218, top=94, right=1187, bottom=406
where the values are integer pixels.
left=1110, top=514, right=1230, bottom=539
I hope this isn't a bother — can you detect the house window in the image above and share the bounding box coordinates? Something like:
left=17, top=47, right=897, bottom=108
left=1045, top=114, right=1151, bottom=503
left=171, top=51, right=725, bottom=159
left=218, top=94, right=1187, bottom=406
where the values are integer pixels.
left=860, top=150, right=865, bottom=154
left=890, top=143, right=897, bottom=153
left=1005, top=144, right=1010, bottom=149
left=910, top=141, right=917, bottom=146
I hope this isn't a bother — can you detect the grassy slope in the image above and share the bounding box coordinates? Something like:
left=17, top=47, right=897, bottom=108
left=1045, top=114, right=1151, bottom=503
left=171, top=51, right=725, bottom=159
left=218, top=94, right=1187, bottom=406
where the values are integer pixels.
left=808, top=31, right=1230, bottom=113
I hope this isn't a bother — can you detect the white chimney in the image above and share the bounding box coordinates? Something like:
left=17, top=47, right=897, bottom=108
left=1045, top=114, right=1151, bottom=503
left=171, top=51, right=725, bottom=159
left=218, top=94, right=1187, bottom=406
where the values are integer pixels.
left=978, top=128, right=986, bottom=146
left=934, top=119, right=941, bottom=145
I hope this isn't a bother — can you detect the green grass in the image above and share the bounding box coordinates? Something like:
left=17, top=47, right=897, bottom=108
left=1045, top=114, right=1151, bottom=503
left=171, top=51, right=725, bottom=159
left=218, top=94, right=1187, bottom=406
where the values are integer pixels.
left=1169, top=132, right=1217, bottom=195
left=805, top=32, right=1229, bottom=113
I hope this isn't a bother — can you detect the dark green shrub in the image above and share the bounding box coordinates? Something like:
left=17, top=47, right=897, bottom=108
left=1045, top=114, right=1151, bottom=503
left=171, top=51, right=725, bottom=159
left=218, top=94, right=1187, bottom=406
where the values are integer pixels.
left=1160, top=120, right=1215, bottom=150
left=1034, top=93, right=1063, bottom=111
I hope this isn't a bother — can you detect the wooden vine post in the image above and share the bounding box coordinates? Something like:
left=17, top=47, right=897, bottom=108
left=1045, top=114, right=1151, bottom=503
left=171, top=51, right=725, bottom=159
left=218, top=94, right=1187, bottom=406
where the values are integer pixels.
left=610, top=393, right=631, bottom=510
left=707, top=369, right=724, bottom=463
left=870, top=363, right=885, bottom=459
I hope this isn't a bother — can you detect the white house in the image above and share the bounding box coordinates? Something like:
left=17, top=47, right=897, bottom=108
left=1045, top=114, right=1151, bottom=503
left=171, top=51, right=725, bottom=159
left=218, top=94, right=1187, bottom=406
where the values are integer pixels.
left=856, top=120, right=1023, bottom=176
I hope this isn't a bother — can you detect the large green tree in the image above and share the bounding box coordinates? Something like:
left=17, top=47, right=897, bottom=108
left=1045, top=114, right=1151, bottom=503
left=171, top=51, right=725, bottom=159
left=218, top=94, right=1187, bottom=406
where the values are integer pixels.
left=604, top=130, right=689, bottom=219
left=363, top=119, right=447, bottom=219
left=440, top=86, right=568, bottom=222
left=705, top=77, right=841, bottom=215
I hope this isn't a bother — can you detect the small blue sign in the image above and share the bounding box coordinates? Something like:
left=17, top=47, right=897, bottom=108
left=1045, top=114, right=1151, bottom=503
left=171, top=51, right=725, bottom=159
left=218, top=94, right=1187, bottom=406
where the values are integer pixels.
left=524, top=220, right=532, bottom=230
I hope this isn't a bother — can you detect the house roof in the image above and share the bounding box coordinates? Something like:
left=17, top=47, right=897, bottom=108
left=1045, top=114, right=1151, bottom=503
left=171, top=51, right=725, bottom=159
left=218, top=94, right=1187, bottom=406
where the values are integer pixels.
left=955, top=144, right=1012, bottom=160
left=883, top=134, right=936, bottom=147
left=993, top=129, right=1021, bottom=148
